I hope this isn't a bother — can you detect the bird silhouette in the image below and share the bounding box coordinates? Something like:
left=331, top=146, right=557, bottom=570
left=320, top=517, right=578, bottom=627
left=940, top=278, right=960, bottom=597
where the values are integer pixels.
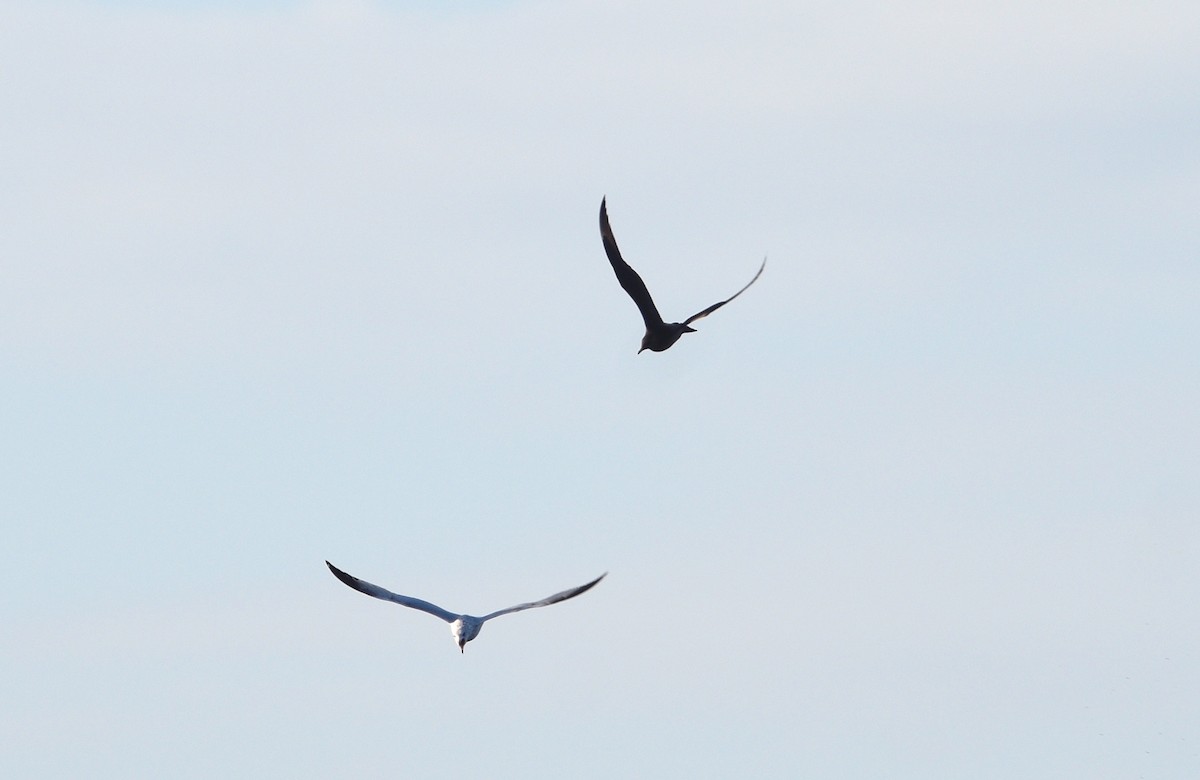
left=326, top=561, right=605, bottom=653
left=600, top=197, right=765, bottom=353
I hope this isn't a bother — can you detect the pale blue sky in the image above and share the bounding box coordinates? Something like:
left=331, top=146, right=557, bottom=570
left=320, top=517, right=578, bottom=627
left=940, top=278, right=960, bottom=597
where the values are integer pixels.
left=2, top=0, right=1198, bottom=777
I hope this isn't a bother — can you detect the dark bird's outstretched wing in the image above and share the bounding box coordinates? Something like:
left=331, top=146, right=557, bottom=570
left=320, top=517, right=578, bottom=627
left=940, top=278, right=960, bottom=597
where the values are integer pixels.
left=326, top=561, right=459, bottom=623
left=682, top=257, right=766, bottom=326
left=481, top=573, right=606, bottom=622
left=600, top=198, right=663, bottom=329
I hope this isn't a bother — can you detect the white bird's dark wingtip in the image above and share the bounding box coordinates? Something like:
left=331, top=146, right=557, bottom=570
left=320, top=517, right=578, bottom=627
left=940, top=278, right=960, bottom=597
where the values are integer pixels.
left=578, top=572, right=607, bottom=593
left=326, top=560, right=351, bottom=583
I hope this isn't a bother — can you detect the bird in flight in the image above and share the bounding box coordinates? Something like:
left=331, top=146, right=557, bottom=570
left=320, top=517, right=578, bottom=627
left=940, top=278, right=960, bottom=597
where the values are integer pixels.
left=326, top=561, right=605, bottom=653
left=600, top=197, right=765, bottom=353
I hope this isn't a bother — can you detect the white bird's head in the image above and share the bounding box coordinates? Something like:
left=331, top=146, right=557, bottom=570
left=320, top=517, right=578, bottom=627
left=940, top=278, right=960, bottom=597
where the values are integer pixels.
left=452, top=617, right=483, bottom=653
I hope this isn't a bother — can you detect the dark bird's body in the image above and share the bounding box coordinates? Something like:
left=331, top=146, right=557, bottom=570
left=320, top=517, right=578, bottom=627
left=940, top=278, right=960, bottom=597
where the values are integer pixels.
left=600, top=197, right=765, bottom=353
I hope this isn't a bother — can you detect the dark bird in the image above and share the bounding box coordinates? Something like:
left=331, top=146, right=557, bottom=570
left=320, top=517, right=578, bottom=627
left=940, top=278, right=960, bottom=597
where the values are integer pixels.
left=600, top=197, right=765, bottom=353
left=326, top=561, right=605, bottom=653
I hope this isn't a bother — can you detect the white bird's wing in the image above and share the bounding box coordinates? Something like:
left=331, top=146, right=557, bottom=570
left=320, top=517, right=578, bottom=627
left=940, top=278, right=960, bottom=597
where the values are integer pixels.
left=481, top=573, right=606, bottom=622
left=682, top=257, right=766, bottom=326
left=326, top=561, right=459, bottom=623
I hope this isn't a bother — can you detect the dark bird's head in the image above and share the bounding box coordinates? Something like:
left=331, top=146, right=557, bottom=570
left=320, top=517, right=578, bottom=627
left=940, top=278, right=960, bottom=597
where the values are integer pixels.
left=639, top=325, right=695, bottom=353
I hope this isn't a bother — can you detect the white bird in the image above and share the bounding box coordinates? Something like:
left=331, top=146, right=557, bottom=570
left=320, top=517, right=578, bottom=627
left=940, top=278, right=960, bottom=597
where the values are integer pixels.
left=326, top=561, right=606, bottom=653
